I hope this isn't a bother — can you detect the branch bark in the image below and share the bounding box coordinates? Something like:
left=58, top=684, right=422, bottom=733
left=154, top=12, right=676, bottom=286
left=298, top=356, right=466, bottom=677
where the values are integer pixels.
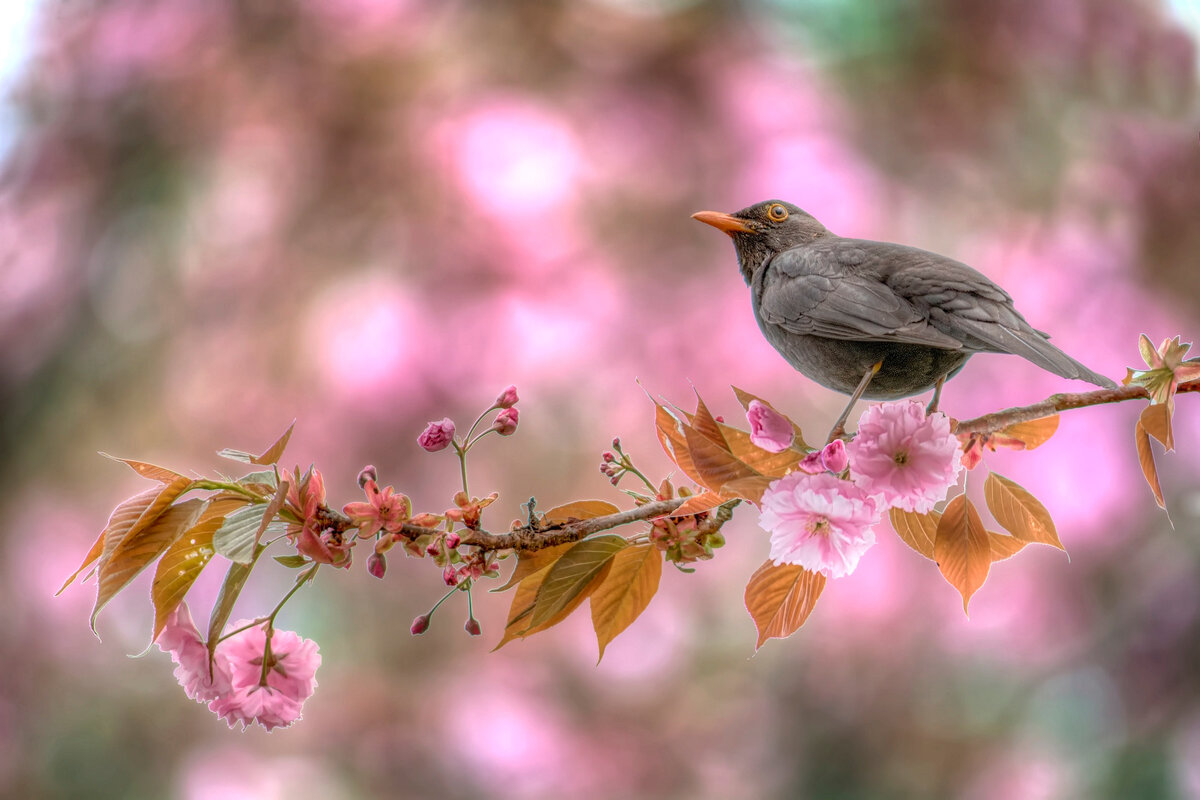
left=953, top=379, right=1199, bottom=437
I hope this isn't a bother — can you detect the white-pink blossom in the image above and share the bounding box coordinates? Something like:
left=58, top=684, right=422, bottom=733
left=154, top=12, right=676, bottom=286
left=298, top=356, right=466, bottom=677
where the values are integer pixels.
left=759, top=472, right=881, bottom=578
left=747, top=400, right=794, bottom=452
left=157, top=603, right=233, bottom=704
left=847, top=400, right=962, bottom=513
left=214, top=621, right=322, bottom=732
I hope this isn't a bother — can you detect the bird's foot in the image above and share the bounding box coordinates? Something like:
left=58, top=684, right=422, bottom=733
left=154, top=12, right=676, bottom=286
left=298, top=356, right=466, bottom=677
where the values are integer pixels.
left=925, top=376, right=946, bottom=416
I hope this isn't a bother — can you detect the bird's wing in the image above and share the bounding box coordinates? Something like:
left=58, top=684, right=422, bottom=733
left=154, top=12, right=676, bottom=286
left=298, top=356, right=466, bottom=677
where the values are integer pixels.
left=756, top=244, right=965, bottom=349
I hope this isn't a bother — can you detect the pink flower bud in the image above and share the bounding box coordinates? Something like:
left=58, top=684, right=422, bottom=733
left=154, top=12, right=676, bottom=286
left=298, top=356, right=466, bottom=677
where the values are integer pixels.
left=820, top=439, right=849, bottom=473
left=445, top=532, right=461, bottom=548
left=410, top=614, right=430, bottom=635
left=602, top=451, right=616, bottom=463
left=612, top=437, right=621, bottom=450
left=442, top=565, right=459, bottom=586
left=367, top=552, right=387, bottom=579
left=417, top=418, right=456, bottom=452
left=426, top=542, right=441, bottom=557
left=464, top=617, right=482, bottom=636
left=747, top=400, right=794, bottom=453
left=357, top=465, right=378, bottom=489
left=492, top=407, right=519, bottom=436
left=494, top=385, right=519, bottom=409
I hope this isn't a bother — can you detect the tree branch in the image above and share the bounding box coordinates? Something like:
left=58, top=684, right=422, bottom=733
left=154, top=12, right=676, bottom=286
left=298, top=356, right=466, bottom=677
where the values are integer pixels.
left=953, top=379, right=1200, bottom=437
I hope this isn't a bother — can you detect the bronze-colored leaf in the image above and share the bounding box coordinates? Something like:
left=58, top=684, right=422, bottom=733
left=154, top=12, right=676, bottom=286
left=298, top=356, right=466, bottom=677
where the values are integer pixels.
left=100, top=453, right=187, bottom=484
left=150, top=497, right=246, bottom=640
left=934, top=495, right=991, bottom=615
left=542, top=500, right=621, bottom=525
left=91, top=499, right=205, bottom=632
left=988, top=531, right=1028, bottom=562
left=889, top=507, right=939, bottom=560
left=683, top=425, right=760, bottom=494
left=731, top=386, right=808, bottom=449
left=654, top=401, right=701, bottom=485
left=206, top=545, right=266, bottom=656
left=493, top=557, right=611, bottom=649
left=744, top=560, right=826, bottom=650
left=996, top=414, right=1060, bottom=450
left=983, top=472, right=1065, bottom=550
left=529, top=535, right=627, bottom=628
left=1140, top=403, right=1174, bottom=452
left=668, top=491, right=737, bottom=518
left=590, top=543, right=662, bottom=661
left=720, top=475, right=775, bottom=506
left=717, top=423, right=804, bottom=478
left=1135, top=417, right=1168, bottom=512
left=58, top=487, right=159, bottom=595
left=492, top=543, right=573, bottom=592
left=217, top=420, right=296, bottom=466
left=688, top=392, right=729, bottom=449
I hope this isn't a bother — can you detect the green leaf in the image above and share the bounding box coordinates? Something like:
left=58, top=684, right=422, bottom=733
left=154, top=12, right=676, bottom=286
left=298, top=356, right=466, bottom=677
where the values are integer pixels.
left=206, top=545, right=266, bottom=657
left=212, top=504, right=270, bottom=564
left=529, top=535, right=627, bottom=628
left=238, top=469, right=279, bottom=488
left=90, top=499, right=206, bottom=633
left=493, top=543, right=573, bottom=592
left=273, top=555, right=310, bottom=569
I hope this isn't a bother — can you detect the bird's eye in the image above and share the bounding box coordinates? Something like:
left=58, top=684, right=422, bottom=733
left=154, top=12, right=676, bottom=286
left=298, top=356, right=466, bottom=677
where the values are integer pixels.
left=767, top=204, right=788, bottom=221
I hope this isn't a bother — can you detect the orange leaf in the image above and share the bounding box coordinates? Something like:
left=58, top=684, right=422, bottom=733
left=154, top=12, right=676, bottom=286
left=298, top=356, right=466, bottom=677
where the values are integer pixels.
left=717, top=423, right=804, bottom=478
left=1135, top=416, right=1168, bottom=513
left=529, top=535, right=627, bottom=628
left=688, top=392, right=729, bottom=449
left=934, top=495, right=991, bottom=614
left=654, top=402, right=701, bottom=485
left=151, top=497, right=248, bottom=640
left=91, top=499, right=206, bottom=632
left=995, top=414, right=1060, bottom=450
left=59, top=487, right=161, bottom=595
left=590, top=543, right=662, bottom=661
left=983, top=472, right=1065, bottom=551
left=1140, top=403, right=1174, bottom=452
left=731, top=386, right=808, bottom=449
left=988, top=531, right=1028, bottom=562
left=720, top=475, right=775, bottom=506
left=889, top=507, right=939, bottom=560
left=668, top=491, right=736, bottom=518
left=216, top=420, right=296, bottom=465
left=542, top=500, right=621, bottom=525
left=744, top=560, right=826, bottom=649
left=493, top=543, right=573, bottom=592
left=100, top=453, right=187, bottom=484
left=493, top=553, right=613, bottom=650
left=683, top=425, right=760, bottom=494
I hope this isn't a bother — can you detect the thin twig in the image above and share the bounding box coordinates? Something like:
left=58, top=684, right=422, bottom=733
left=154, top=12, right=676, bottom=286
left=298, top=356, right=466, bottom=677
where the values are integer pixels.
left=953, top=379, right=1199, bottom=437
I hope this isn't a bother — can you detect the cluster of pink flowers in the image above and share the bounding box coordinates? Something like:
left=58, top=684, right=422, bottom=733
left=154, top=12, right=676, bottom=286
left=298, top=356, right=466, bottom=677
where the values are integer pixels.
left=283, top=467, right=353, bottom=568
left=158, top=604, right=320, bottom=732
left=750, top=399, right=961, bottom=578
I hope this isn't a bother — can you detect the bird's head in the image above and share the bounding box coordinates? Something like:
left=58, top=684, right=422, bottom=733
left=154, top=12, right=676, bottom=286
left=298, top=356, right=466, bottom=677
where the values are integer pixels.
left=692, top=200, right=829, bottom=284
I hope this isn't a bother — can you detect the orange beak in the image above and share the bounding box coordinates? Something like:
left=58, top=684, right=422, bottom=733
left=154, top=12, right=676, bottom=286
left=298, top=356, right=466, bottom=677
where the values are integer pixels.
left=691, top=210, right=755, bottom=236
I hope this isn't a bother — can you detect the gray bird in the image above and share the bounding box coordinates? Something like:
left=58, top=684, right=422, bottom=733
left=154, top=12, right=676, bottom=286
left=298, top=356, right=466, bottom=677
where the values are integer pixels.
left=693, top=200, right=1114, bottom=432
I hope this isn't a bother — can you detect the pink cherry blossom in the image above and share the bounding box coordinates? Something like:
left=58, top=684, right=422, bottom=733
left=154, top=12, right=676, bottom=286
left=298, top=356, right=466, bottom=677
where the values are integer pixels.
left=492, top=407, right=519, bottom=436
left=342, top=478, right=411, bottom=537
left=212, top=621, right=321, bottom=732
left=746, top=399, right=794, bottom=452
left=759, top=472, right=881, bottom=578
left=418, top=417, right=455, bottom=451
left=847, top=400, right=962, bottom=513
left=494, top=384, right=519, bottom=408
left=157, top=603, right=233, bottom=704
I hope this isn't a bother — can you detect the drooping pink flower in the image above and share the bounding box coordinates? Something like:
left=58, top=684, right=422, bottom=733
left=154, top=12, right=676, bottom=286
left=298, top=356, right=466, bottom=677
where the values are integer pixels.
left=211, top=621, right=321, bottom=732
left=343, top=478, right=411, bottom=537
left=157, top=603, right=233, bottom=704
left=798, top=439, right=849, bottom=474
left=847, top=400, right=962, bottom=513
left=418, top=418, right=456, bottom=452
left=494, top=384, right=519, bottom=409
left=759, top=472, right=881, bottom=578
left=746, top=399, right=794, bottom=452
left=492, top=407, right=519, bottom=436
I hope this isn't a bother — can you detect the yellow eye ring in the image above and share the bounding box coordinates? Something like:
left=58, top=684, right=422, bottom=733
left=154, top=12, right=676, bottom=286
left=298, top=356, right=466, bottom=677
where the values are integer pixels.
left=767, top=204, right=788, bottom=221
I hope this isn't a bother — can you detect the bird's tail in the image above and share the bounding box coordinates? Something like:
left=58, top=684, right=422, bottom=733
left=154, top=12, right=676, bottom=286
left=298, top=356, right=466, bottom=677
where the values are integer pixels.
left=961, top=319, right=1117, bottom=389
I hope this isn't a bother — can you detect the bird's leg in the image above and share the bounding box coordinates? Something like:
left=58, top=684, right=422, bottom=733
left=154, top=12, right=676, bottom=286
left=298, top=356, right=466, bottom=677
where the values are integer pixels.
left=827, top=361, right=883, bottom=443
left=926, top=375, right=946, bottom=416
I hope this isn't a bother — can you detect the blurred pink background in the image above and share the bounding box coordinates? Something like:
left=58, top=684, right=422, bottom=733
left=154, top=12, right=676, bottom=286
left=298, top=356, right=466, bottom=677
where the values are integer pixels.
left=2, top=1, right=1199, bottom=798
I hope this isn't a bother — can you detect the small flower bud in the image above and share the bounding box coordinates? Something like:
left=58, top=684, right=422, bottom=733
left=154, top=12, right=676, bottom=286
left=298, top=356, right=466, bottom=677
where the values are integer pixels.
left=410, top=614, right=430, bottom=635
left=714, top=415, right=724, bottom=423
left=612, top=437, right=621, bottom=450
left=442, top=565, right=459, bottom=586
left=610, top=475, right=620, bottom=485
left=357, top=465, right=378, bottom=489
left=418, top=418, right=456, bottom=452
left=445, top=532, right=461, bottom=549
left=494, top=384, right=519, bottom=409
left=492, top=407, right=519, bottom=436
left=602, top=450, right=616, bottom=463
left=367, top=552, right=387, bottom=579
left=426, top=542, right=441, bottom=557
left=464, top=617, right=482, bottom=636
left=820, top=439, right=849, bottom=474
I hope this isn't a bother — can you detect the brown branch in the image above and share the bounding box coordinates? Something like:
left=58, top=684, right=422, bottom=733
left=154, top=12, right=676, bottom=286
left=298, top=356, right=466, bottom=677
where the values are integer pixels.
left=953, top=379, right=1200, bottom=437
left=319, top=497, right=744, bottom=553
